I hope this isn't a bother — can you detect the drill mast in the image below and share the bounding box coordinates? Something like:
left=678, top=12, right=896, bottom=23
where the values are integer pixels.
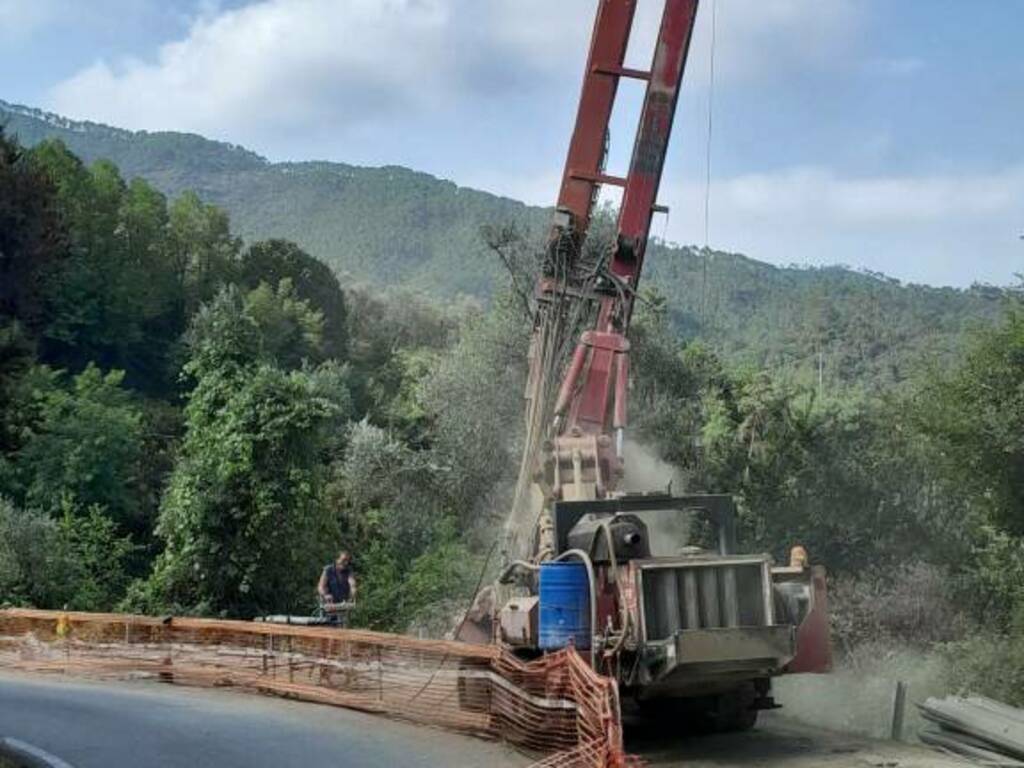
left=523, top=0, right=699, bottom=559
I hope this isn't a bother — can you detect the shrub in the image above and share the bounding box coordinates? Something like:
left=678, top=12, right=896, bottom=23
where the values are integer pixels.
left=830, top=562, right=972, bottom=654
left=0, top=497, right=73, bottom=608
left=940, top=633, right=1024, bottom=707
left=58, top=500, right=139, bottom=611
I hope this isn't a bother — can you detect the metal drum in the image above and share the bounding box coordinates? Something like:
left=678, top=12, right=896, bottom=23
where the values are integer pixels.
left=538, top=561, right=590, bottom=650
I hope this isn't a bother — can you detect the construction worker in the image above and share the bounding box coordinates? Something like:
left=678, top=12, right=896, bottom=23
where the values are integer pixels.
left=318, top=550, right=357, bottom=627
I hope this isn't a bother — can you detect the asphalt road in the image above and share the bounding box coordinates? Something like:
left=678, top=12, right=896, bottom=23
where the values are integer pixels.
left=0, top=671, right=527, bottom=768
left=628, top=710, right=966, bottom=767
left=0, top=671, right=963, bottom=768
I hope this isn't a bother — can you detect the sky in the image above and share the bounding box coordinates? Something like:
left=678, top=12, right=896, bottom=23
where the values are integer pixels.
left=1, top=0, right=1021, bottom=287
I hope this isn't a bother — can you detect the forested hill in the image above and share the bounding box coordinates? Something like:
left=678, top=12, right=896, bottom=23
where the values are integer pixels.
left=0, top=100, right=536, bottom=297
left=644, top=243, right=1007, bottom=387
left=1, top=99, right=1008, bottom=387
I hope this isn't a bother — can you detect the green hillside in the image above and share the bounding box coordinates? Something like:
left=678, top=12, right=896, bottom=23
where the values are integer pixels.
left=1, top=99, right=1008, bottom=388
left=0, top=100, right=537, bottom=297
left=644, top=243, right=1006, bottom=388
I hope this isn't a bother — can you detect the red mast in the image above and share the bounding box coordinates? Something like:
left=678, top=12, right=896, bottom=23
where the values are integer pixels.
left=535, top=0, right=699, bottom=506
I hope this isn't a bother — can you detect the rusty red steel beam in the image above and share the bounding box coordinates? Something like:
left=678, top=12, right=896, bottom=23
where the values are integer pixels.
left=554, top=0, right=639, bottom=240
left=564, top=0, right=699, bottom=443
left=609, top=0, right=699, bottom=316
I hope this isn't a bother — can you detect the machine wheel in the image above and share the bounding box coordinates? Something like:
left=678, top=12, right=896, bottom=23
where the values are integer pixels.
left=634, top=684, right=759, bottom=734
left=707, top=685, right=758, bottom=732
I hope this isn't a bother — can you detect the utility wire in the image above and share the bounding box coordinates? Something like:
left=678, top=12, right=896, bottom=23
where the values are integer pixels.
left=701, top=0, right=718, bottom=326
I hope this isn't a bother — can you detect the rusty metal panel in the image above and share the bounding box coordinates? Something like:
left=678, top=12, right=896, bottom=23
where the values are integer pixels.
left=499, top=596, right=539, bottom=647
left=612, top=0, right=699, bottom=293
left=784, top=564, right=833, bottom=673
left=673, top=626, right=796, bottom=665
left=555, top=0, right=639, bottom=232
left=638, top=555, right=772, bottom=642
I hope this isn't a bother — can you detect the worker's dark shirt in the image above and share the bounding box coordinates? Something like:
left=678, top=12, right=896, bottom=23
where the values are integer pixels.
left=322, top=564, right=352, bottom=602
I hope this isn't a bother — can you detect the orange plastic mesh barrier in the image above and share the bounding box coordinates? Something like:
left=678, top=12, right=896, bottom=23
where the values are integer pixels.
left=0, top=609, right=638, bottom=768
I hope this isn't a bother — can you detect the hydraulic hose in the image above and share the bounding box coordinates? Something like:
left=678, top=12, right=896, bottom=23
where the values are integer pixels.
left=597, top=520, right=633, bottom=661
left=498, top=559, right=540, bottom=584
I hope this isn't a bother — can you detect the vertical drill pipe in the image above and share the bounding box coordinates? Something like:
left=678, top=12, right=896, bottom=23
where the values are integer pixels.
left=554, top=343, right=589, bottom=418
left=612, top=351, right=629, bottom=430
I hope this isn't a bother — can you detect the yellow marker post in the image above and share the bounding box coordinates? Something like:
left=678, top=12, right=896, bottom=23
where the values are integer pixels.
left=55, top=607, right=70, bottom=639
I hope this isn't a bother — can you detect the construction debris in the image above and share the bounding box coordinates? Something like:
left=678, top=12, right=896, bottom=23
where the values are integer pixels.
left=919, top=695, right=1024, bottom=766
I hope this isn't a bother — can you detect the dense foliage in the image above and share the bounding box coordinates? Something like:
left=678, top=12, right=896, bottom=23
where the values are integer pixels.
left=2, top=99, right=1009, bottom=393
left=0, top=126, right=1022, bottom=702
left=0, top=130, right=505, bottom=625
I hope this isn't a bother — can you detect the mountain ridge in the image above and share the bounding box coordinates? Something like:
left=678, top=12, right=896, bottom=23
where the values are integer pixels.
left=1, top=98, right=1008, bottom=388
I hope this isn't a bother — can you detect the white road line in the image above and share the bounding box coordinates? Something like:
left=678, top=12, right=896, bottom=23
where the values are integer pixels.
left=0, top=737, right=77, bottom=768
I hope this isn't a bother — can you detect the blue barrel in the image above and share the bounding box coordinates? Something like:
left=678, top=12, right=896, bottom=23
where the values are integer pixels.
left=538, top=561, right=591, bottom=650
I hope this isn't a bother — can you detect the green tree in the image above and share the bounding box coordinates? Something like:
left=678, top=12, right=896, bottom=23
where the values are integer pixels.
left=0, top=322, right=38, bottom=477
left=0, top=128, right=65, bottom=333
left=244, top=279, right=324, bottom=369
left=344, top=286, right=458, bottom=417
left=29, top=140, right=186, bottom=394
left=14, top=364, right=144, bottom=533
left=240, top=239, right=348, bottom=360
left=915, top=305, right=1024, bottom=536
left=329, top=421, right=477, bottom=631
left=0, top=495, right=137, bottom=611
left=0, top=497, right=74, bottom=608
left=134, top=288, right=351, bottom=617
left=57, top=499, right=139, bottom=611
left=168, top=191, right=241, bottom=316
left=419, top=293, right=528, bottom=524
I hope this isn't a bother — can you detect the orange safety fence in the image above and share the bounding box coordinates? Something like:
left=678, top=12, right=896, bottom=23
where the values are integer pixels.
left=0, top=609, right=638, bottom=768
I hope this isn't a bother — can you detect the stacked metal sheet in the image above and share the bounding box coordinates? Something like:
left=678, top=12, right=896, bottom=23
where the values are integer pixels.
left=919, top=695, right=1024, bottom=766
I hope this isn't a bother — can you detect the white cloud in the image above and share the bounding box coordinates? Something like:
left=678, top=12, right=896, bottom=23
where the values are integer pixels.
left=44, top=0, right=1016, bottom=287
left=49, top=0, right=455, bottom=139
left=653, top=165, right=1024, bottom=286
left=46, top=0, right=867, bottom=148
left=468, top=161, right=1024, bottom=286
left=713, top=166, right=1021, bottom=225
left=0, top=0, right=182, bottom=43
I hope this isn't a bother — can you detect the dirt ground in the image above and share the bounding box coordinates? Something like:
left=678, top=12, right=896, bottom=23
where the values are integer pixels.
left=627, top=711, right=966, bottom=767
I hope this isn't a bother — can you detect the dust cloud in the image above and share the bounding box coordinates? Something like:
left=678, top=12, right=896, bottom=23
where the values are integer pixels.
left=620, top=440, right=683, bottom=494
left=774, top=646, right=951, bottom=742
left=501, top=440, right=693, bottom=561
left=621, top=440, right=692, bottom=557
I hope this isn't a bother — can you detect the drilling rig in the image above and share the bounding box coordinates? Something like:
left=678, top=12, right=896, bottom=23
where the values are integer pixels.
left=483, top=0, right=831, bottom=730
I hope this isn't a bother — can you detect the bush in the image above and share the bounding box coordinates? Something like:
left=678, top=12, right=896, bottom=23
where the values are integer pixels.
left=0, top=496, right=137, bottom=611
left=16, top=364, right=144, bottom=529
left=58, top=500, right=139, bottom=611
left=940, top=633, right=1024, bottom=707
left=962, top=525, right=1024, bottom=631
left=830, top=563, right=972, bottom=655
left=0, top=497, right=74, bottom=608
left=349, top=520, right=480, bottom=634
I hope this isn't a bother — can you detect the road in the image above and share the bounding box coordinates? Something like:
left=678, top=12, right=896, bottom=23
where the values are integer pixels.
left=628, top=711, right=966, bottom=767
left=0, top=671, right=527, bottom=768
left=0, top=672, right=964, bottom=768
